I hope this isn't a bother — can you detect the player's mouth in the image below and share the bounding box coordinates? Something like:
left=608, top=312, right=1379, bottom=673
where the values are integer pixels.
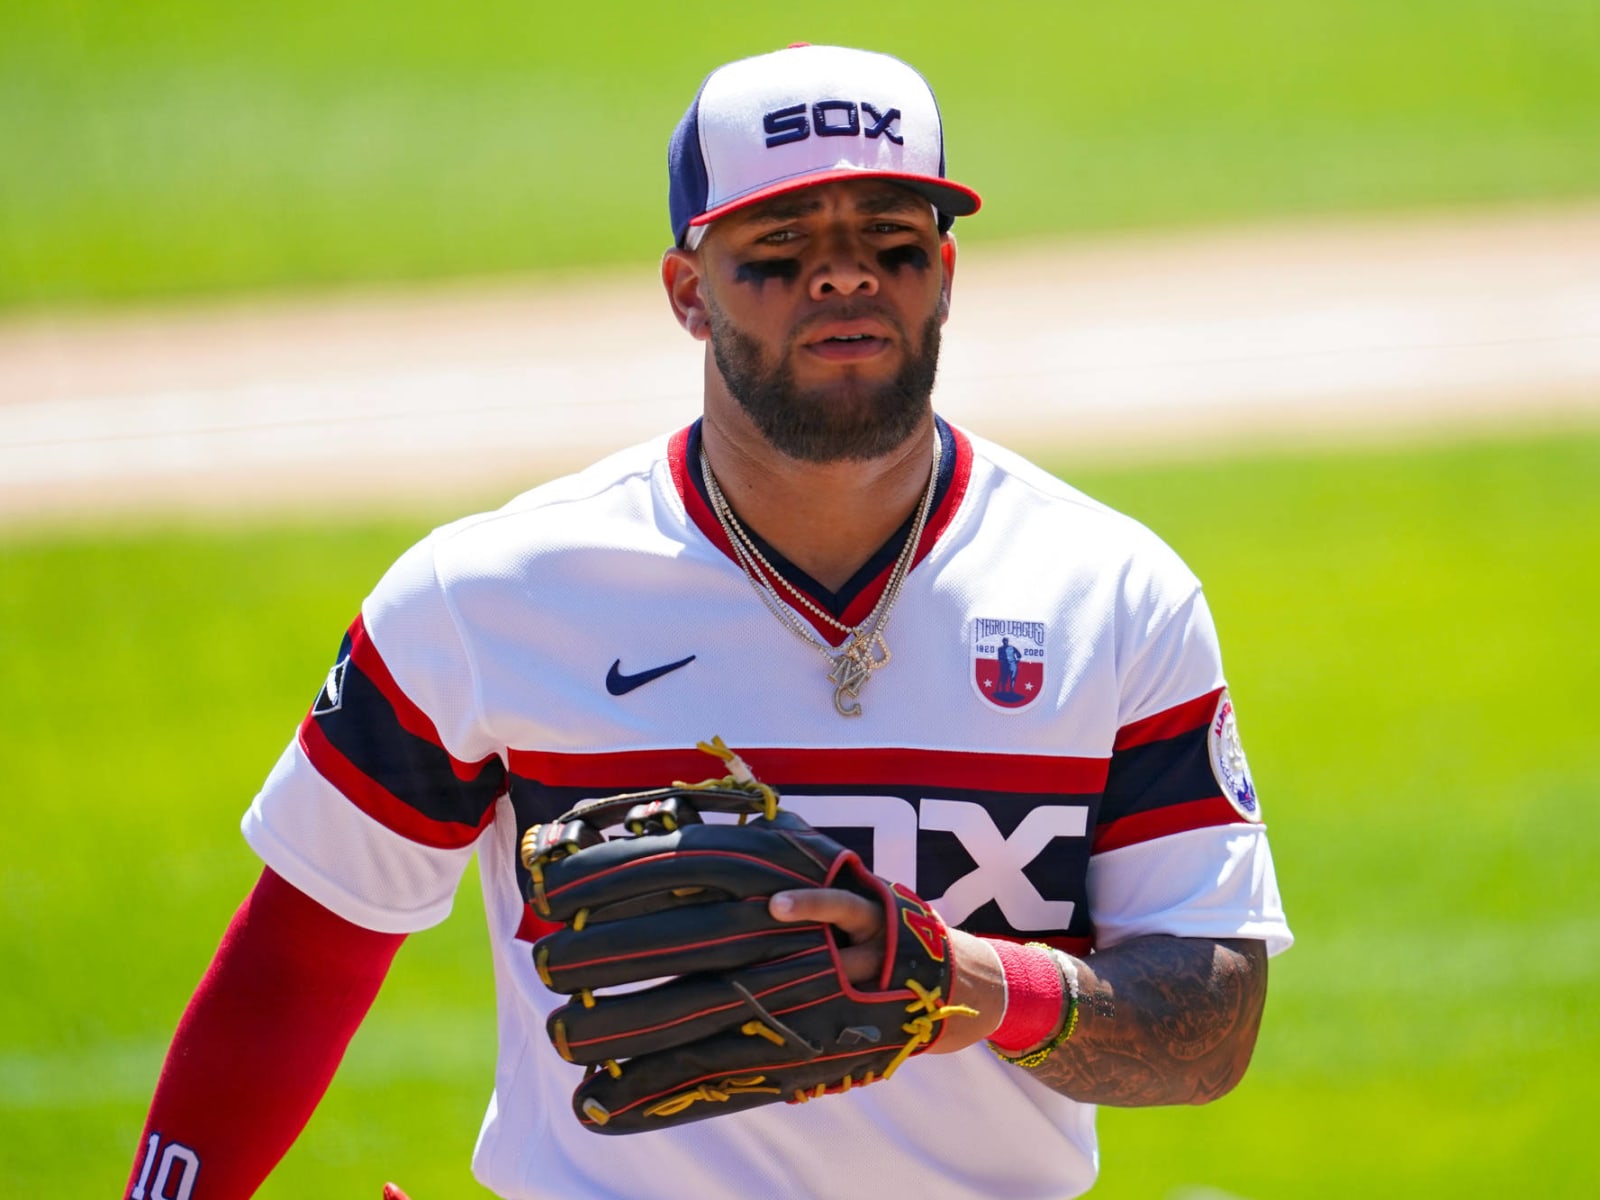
left=802, top=322, right=893, bottom=362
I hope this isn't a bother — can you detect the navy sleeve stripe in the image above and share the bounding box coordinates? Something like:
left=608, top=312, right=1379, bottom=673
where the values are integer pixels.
left=305, top=659, right=506, bottom=830
left=347, top=614, right=501, bottom=782
left=299, top=715, right=498, bottom=849
left=1098, top=722, right=1222, bottom=830
left=298, top=616, right=507, bottom=844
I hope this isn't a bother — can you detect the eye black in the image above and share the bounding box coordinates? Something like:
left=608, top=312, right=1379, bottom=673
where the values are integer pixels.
left=877, top=245, right=931, bottom=274
left=736, top=259, right=801, bottom=286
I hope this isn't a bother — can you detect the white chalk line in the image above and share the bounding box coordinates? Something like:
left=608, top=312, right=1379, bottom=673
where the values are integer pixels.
left=2, top=205, right=1598, bottom=516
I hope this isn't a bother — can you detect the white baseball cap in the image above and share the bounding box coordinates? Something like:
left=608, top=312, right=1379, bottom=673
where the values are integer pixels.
left=668, top=44, right=982, bottom=248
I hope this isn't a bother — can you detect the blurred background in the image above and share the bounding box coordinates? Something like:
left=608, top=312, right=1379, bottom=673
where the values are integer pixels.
left=2, top=2, right=1597, bottom=1196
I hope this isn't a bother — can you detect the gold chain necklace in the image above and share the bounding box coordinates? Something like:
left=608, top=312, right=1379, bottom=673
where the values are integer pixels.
left=700, top=433, right=941, bottom=718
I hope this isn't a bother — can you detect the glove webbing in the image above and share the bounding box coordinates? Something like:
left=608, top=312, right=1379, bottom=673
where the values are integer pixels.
left=635, top=978, right=975, bottom=1120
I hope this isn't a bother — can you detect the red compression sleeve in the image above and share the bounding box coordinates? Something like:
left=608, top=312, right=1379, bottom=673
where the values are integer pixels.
left=125, top=867, right=405, bottom=1200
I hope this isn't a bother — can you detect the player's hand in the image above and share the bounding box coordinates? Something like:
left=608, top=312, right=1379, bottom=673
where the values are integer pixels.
left=768, top=887, right=884, bottom=984
left=769, top=889, right=1004, bottom=1053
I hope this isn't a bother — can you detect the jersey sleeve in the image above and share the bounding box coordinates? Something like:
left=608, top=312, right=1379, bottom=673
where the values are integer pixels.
left=1087, top=575, right=1292, bottom=956
left=242, top=533, right=508, bottom=934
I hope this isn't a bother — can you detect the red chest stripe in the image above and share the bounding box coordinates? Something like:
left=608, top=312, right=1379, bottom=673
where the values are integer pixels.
left=507, top=744, right=1108, bottom=795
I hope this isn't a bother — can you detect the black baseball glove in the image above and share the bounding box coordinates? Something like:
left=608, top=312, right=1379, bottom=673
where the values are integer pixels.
left=519, top=739, right=973, bottom=1134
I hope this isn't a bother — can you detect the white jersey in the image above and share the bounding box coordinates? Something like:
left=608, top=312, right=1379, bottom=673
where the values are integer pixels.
left=244, top=419, right=1291, bottom=1200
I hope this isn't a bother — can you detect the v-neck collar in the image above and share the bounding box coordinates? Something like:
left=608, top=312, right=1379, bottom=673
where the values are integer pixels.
left=669, top=417, right=972, bottom=645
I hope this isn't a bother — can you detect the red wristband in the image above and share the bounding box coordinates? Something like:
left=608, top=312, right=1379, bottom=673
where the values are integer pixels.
left=986, top=939, right=1064, bottom=1054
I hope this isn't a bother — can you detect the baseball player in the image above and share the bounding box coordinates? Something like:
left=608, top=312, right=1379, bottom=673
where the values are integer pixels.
left=126, top=44, right=1290, bottom=1200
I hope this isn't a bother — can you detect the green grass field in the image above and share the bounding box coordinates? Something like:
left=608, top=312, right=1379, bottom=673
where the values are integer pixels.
left=3, top=428, right=1596, bottom=1197
left=3, top=0, right=1599, bottom=308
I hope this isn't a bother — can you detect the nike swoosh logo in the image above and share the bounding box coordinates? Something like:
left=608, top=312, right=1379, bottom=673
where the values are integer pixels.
left=606, top=655, right=697, bottom=696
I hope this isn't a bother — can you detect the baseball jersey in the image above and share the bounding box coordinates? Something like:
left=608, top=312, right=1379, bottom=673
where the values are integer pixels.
left=244, top=418, right=1291, bottom=1200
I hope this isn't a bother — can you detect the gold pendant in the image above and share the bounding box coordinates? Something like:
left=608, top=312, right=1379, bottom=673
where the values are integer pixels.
left=829, top=652, right=870, bottom=717
left=828, top=633, right=889, bottom=718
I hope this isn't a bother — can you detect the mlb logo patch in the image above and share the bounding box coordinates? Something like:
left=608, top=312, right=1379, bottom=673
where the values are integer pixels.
left=312, top=656, right=348, bottom=716
left=971, top=618, right=1047, bottom=711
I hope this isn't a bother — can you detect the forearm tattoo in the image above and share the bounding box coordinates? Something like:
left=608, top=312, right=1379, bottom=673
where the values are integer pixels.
left=1028, top=936, right=1268, bottom=1106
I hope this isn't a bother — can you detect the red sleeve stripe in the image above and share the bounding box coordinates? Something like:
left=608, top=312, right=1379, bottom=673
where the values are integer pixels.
left=346, top=613, right=498, bottom=784
left=507, top=744, right=1108, bottom=795
left=1113, top=687, right=1224, bottom=751
left=1092, top=795, right=1245, bottom=854
left=298, top=717, right=495, bottom=850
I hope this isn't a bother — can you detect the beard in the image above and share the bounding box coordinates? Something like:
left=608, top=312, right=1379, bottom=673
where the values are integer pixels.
left=706, top=300, right=942, bottom=464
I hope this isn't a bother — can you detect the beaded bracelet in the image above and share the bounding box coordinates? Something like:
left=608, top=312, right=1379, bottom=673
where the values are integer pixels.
left=990, top=944, right=1081, bottom=1069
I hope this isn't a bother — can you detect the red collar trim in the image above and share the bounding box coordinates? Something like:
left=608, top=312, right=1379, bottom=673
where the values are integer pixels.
left=669, top=423, right=973, bottom=645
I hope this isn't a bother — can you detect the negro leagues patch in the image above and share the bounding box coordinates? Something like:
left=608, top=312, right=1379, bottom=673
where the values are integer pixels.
left=1208, top=690, right=1261, bottom=820
left=971, top=618, right=1047, bottom=711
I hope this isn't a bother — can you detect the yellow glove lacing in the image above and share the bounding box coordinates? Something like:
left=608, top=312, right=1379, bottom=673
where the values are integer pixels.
left=643, top=1075, right=783, bottom=1118
left=669, top=736, right=780, bottom=821
left=640, top=979, right=976, bottom=1118
left=790, top=979, right=976, bottom=1103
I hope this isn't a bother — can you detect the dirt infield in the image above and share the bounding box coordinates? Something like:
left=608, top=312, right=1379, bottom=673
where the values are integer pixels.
left=2, top=202, right=1597, bottom=528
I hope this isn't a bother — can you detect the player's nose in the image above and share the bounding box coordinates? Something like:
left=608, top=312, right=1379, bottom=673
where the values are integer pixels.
left=808, top=227, right=880, bottom=301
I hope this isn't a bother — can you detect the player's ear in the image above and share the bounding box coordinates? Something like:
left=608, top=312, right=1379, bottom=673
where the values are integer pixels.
left=662, top=248, right=712, bottom=341
left=937, top=233, right=957, bottom=324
